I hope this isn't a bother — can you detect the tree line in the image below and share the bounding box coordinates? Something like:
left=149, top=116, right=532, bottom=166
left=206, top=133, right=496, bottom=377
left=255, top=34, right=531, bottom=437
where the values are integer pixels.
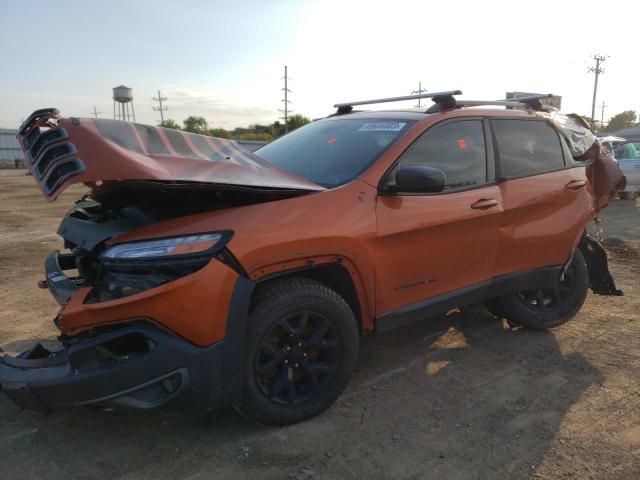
left=159, top=114, right=311, bottom=141
left=598, top=110, right=637, bottom=133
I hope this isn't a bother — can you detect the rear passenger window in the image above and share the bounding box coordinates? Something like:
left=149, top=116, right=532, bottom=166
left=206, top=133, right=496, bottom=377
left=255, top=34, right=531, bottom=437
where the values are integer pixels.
left=393, top=120, right=487, bottom=191
left=492, top=120, right=565, bottom=178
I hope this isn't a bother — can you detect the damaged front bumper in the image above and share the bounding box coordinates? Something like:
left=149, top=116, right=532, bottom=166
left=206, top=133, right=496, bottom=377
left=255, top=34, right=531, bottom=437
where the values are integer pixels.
left=0, top=323, right=224, bottom=414
left=45, top=250, right=79, bottom=305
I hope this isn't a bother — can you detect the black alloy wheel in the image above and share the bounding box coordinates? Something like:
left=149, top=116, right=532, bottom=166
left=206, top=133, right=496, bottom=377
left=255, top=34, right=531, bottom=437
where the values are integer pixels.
left=515, top=264, right=575, bottom=312
left=234, top=277, right=358, bottom=425
left=485, top=250, right=589, bottom=330
left=254, top=310, right=340, bottom=405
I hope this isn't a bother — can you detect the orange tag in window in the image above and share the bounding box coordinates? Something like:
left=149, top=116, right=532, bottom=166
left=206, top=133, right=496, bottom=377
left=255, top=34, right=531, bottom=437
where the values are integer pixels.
left=457, top=138, right=467, bottom=150
left=327, top=137, right=337, bottom=144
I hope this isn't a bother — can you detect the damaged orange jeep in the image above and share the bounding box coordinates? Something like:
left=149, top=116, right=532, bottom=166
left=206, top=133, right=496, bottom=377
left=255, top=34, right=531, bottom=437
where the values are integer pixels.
left=0, top=91, right=625, bottom=425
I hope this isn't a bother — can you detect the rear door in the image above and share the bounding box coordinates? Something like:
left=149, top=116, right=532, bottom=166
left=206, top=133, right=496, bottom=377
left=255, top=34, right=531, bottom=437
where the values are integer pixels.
left=612, top=141, right=640, bottom=191
left=375, top=118, right=502, bottom=316
left=490, top=118, right=591, bottom=275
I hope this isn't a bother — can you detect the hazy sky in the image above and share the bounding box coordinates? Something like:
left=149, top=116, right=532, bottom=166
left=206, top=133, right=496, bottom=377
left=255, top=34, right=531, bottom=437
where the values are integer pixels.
left=1, top=0, right=639, bottom=129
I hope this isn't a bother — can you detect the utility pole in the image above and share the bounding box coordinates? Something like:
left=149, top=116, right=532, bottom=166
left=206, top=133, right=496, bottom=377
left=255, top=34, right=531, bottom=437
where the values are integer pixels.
left=152, top=90, right=168, bottom=124
left=589, top=54, right=606, bottom=127
left=600, top=100, right=607, bottom=129
left=89, top=106, right=103, bottom=118
left=279, top=65, right=292, bottom=134
left=411, top=81, right=427, bottom=108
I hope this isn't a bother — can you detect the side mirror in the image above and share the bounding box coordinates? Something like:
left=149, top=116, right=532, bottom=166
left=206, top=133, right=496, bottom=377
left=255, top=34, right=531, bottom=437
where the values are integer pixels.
left=386, top=165, right=446, bottom=193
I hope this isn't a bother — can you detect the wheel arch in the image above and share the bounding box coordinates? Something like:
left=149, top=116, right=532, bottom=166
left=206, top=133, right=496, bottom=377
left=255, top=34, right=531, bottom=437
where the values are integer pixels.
left=250, top=260, right=372, bottom=333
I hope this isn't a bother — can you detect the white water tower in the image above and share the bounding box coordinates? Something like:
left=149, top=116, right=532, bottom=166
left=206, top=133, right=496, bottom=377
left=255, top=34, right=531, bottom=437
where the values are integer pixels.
left=112, top=85, right=136, bottom=122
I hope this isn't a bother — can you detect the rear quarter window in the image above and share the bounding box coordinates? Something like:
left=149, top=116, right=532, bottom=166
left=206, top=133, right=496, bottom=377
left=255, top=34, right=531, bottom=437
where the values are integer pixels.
left=492, top=119, right=565, bottom=178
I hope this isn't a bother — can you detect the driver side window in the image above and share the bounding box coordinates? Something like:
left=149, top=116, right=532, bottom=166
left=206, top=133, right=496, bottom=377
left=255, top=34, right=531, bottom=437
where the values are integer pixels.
left=391, top=120, right=487, bottom=191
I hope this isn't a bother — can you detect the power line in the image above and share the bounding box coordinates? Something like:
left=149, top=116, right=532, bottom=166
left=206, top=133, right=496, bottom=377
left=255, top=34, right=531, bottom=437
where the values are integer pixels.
left=600, top=100, right=607, bottom=129
left=152, top=90, right=168, bottom=124
left=89, top=106, right=103, bottom=118
left=411, top=81, right=427, bottom=108
left=589, top=54, right=606, bottom=127
left=278, top=65, right=292, bottom=134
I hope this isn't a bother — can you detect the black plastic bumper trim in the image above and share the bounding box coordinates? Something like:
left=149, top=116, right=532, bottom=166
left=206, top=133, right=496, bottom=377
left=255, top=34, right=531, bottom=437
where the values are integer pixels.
left=45, top=250, right=78, bottom=305
left=0, top=324, right=220, bottom=413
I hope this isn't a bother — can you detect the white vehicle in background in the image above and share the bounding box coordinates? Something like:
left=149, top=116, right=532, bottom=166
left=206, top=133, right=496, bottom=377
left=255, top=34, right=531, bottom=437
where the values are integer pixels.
left=599, top=136, right=640, bottom=200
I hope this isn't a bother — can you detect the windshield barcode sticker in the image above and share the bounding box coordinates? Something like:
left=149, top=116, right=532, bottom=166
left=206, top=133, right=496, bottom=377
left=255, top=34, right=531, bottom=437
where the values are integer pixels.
left=358, top=122, right=407, bottom=132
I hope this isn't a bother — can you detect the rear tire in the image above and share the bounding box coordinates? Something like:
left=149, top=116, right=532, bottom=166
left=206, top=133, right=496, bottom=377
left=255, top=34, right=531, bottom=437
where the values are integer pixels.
left=234, top=278, right=358, bottom=425
left=489, top=250, right=589, bottom=330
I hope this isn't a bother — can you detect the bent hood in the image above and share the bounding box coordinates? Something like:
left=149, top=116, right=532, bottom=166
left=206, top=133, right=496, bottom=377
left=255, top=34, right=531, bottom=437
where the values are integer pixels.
left=17, top=108, right=324, bottom=201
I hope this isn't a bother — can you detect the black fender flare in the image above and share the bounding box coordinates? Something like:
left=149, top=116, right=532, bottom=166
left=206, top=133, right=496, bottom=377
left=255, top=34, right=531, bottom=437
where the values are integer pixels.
left=218, top=276, right=255, bottom=406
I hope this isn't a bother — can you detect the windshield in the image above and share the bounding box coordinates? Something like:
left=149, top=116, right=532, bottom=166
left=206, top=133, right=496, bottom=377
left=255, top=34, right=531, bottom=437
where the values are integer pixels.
left=256, top=118, right=416, bottom=187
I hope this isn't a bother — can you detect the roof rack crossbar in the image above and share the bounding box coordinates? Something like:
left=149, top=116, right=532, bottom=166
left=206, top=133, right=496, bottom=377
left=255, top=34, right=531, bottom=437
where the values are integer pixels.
left=456, top=99, right=558, bottom=112
left=333, top=90, right=462, bottom=109
left=499, top=93, right=554, bottom=102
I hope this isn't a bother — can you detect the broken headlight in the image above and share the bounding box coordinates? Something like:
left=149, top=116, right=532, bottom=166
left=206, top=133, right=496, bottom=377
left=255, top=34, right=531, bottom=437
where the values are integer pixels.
left=100, top=233, right=226, bottom=259
left=86, top=232, right=232, bottom=303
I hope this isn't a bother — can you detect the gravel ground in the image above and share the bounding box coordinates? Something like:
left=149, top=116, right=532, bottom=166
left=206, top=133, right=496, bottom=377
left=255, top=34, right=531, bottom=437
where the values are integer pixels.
left=1, top=169, right=639, bottom=480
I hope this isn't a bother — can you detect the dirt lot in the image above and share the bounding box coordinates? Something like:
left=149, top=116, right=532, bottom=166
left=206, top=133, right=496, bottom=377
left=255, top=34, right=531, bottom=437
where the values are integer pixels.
left=1, top=169, right=639, bottom=480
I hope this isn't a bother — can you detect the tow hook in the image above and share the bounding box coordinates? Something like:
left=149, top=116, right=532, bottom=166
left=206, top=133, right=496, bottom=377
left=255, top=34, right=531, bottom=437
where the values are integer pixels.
left=37, top=279, right=48, bottom=289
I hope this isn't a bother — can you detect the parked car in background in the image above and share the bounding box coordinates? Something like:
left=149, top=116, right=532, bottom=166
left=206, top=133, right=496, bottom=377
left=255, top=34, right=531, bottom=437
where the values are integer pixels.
left=0, top=95, right=625, bottom=424
left=611, top=141, right=640, bottom=199
left=599, top=136, right=639, bottom=199
left=598, top=135, right=626, bottom=151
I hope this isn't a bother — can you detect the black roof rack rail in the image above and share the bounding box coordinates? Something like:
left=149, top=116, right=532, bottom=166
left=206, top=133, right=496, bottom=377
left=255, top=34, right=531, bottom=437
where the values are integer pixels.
left=499, top=94, right=557, bottom=111
left=426, top=93, right=560, bottom=114
left=331, top=91, right=558, bottom=116
left=333, top=90, right=462, bottom=115
left=425, top=94, right=462, bottom=114
left=501, top=93, right=554, bottom=102
left=454, top=100, right=558, bottom=112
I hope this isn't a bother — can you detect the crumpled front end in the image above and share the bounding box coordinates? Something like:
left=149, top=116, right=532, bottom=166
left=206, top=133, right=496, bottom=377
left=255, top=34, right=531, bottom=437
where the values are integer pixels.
left=0, top=132, right=262, bottom=412
left=0, top=258, right=255, bottom=414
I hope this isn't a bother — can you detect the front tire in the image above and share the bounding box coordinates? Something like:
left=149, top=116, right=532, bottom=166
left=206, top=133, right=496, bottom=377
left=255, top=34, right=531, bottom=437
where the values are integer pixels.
left=489, top=250, right=589, bottom=330
left=234, top=278, right=359, bottom=425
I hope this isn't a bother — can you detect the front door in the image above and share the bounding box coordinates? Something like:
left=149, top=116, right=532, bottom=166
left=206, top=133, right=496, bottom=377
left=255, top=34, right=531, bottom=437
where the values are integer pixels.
left=375, top=119, right=502, bottom=317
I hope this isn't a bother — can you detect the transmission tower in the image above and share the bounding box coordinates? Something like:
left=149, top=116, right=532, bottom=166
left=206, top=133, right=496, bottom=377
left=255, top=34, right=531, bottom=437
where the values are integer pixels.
left=589, top=54, right=606, bottom=127
left=279, top=65, right=292, bottom=133
left=89, top=106, right=103, bottom=118
left=411, top=81, right=427, bottom=108
left=152, top=90, right=168, bottom=124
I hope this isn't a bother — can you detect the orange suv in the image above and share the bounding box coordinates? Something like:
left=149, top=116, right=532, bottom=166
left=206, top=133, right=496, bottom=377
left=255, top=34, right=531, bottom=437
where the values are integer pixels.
left=0, top=92, right=625, bottom=424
